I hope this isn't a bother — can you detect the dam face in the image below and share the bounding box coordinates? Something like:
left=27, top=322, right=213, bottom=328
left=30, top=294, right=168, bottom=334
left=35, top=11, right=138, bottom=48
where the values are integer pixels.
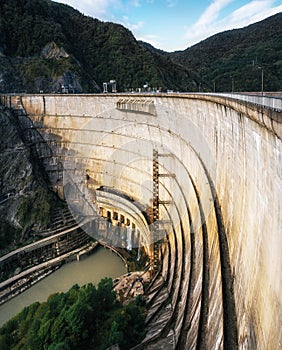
left=2, top=93, right=281, bottom=349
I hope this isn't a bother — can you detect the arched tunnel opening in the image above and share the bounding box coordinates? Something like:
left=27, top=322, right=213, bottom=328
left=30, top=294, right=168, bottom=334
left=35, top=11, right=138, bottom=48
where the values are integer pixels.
left=1, top=93, right=281, bottom=349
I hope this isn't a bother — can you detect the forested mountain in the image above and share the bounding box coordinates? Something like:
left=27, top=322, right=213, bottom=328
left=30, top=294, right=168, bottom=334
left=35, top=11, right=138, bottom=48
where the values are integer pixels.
left=0, top=0, right=281, bottom=93
left=168, top=13, right=282, bottom=92
left=0, top=0, right=198, bottom=93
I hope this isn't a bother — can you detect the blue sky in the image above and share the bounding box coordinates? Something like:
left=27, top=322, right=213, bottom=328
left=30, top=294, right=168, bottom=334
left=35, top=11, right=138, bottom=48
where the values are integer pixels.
left=54, top=0, right=282, bottom=51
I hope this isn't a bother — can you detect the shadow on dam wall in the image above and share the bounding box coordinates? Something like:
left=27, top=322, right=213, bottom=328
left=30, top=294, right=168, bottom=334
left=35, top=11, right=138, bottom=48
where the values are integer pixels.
left=1, top=93, right=281, bottom=349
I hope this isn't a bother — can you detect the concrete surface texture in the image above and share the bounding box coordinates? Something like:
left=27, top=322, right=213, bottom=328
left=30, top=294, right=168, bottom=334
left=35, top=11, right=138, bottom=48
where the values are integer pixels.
left=5, top=93, right=282, bottom=349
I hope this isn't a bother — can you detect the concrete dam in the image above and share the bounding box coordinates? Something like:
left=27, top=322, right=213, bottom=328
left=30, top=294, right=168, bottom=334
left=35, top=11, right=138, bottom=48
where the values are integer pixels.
left=1, top=93, right=281, bottom=349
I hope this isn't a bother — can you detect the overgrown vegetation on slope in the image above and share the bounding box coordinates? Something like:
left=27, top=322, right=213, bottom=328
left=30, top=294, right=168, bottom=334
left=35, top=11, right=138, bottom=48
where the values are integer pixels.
left=169, top=13, right=282, bottom=92
left=0, top=0, right=197, bottom=93
left=0, top=1, right=280, bottom=93
left=0, top=278, right=147, bottom=350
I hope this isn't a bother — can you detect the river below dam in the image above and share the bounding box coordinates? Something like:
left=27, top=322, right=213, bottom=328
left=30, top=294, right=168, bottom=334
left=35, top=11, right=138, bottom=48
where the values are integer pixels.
left=0, top=246, right=126, bottom=327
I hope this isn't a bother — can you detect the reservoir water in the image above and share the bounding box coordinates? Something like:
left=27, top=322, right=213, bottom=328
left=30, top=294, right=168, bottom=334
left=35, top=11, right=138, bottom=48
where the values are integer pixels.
left=0, top=246, right=126, bottom=327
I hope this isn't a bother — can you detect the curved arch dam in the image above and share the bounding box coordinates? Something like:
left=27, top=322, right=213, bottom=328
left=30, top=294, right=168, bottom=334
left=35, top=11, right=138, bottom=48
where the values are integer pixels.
left=3, top=93, right=281, bottom=349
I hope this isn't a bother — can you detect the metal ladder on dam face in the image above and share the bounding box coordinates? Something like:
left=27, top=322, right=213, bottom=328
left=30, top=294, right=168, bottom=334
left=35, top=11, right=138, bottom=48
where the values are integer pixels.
left=151, top=150, right=173, bottom=272
left=152, top=149, right=160, bottom=270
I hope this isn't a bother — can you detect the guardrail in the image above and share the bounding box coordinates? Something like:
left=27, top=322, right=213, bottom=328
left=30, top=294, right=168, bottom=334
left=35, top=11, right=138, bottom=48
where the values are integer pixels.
left=211, top=93, right=282, bottom=111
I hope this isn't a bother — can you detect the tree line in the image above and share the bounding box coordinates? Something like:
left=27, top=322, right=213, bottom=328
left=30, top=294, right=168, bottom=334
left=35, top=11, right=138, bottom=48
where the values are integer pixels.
left=0, top=278, right=146, bottom=349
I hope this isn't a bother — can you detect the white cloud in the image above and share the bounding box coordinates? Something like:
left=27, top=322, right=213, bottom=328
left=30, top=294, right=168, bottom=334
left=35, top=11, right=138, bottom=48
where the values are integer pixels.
left=122, top=16, right=144, bottom=31
left=138, top=34, right=162, bottom=47
left=183, top=0, right=233, bottom=47
left=228, top=1, right=282, bottom=25
left=166, top=0, right=177, bottom=7
left=54, top=0, right=120, bottom=18
left=130, top=0, right=141, bottom=7
left=184, top=0, right=282, bottom=47
left=196, top=0, right=233, bottom=26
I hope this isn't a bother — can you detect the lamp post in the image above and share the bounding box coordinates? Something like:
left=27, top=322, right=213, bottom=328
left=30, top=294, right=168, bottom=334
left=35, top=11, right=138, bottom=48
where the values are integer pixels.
left=258, top=66, right=264, bottom=96
left=230, top=76, right=234, bottom=93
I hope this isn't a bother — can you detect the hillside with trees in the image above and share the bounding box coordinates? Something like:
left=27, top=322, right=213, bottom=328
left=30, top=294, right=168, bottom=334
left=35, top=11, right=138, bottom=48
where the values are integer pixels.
left=0, top=1, right=280, bottom=93
left=0, top=0, right=198, bottom=93
left=168, top=13, right=282, bottom=92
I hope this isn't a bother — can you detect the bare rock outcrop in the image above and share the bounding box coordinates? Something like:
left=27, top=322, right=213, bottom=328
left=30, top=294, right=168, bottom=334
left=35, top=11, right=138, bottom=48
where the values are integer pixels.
left=40, top=42, right=69, bottom=60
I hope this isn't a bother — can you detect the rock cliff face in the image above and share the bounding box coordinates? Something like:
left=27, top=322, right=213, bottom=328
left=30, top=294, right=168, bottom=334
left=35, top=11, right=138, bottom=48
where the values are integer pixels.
left=40, top=42, right=69, bottom=60
left=0, top=106, right=58, bottom=256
